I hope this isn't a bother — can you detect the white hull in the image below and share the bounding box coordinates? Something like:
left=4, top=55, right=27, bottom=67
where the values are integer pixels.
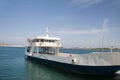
left=26, top=52, right=120, bottom=66
left=26, top=52, right=120, bottom=75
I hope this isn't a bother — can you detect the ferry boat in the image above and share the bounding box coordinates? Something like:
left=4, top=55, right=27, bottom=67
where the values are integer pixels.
left=25, top=28, right=120, bottom=76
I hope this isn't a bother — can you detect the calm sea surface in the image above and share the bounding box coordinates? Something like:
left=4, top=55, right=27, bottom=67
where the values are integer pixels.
left=0, top=47, right=120, bottom=80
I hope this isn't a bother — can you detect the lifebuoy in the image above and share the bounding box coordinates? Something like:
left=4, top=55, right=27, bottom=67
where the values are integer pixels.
left=39, top=42, right=42, bottom=46
left=69, top=54, right=72, bottom=57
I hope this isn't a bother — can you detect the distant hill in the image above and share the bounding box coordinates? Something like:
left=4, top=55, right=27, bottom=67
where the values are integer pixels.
left=0, top=42, right=9, bottom=46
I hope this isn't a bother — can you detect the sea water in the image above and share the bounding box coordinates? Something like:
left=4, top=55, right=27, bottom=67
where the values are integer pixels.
left=0, top=47, right=120, bottom=80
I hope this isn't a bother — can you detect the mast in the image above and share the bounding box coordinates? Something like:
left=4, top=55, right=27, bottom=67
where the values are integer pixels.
left=46, top=27, right=49, bottom=37
left=102, top=33, right=104, bottom=52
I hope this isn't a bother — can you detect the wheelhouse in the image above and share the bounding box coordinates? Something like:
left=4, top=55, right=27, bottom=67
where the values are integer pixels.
left=26, top=36, right=61, bottom=55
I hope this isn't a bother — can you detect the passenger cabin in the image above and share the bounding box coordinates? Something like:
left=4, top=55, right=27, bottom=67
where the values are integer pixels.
left=26, top=36, right=61, bottom=55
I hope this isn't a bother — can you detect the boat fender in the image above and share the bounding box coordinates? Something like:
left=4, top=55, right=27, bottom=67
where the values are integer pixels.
left=72, top=58, right=77, bottom=64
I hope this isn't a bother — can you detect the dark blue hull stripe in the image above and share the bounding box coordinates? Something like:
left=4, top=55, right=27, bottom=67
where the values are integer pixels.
left=26, top=55, right=120, bottom=76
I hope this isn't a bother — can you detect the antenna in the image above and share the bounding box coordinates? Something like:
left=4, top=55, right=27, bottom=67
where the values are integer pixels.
left=101, top=19, right=108, bottom=52
left=46, top=27, right=48, bottom=37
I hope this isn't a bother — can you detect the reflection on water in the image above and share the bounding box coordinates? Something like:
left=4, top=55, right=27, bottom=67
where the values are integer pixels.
left=25, top=59, right=120, bottom=80
left=25, top=60, right=68, bottom=80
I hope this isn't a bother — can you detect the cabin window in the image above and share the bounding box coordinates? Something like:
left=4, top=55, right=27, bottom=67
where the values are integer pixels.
left=45, top=40, right=55, bottom=43
left=39, top=39, right=56, bottom=43
left=33, top=47, right=37, bottom=53
left=32, top=39, right=56, bottom=43
left=33, top=47, right=43, bottom=53
left=43, top=39, right=45, bottom=42
left=27, top=46, right=31, bottom=52
left=33, top=39, right=39, bottom=42
left=51, top=40, right=55, bottom=42
left=40, top=39, right=44, bottom=42
left=49, top=40, right=51, bottom=42
left=36, top=39, right=39, bottom=42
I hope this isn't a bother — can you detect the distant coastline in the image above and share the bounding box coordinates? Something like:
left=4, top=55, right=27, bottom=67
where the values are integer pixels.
left=0, top=42, right=24, bottom=48
left=0, top=42, right=9, bottom=47
left=0, top=42, right=120, bottom=50
left=61, top=47, right=120, bottom=50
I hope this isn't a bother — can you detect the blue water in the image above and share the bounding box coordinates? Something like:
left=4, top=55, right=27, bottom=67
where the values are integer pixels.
left=0, top=47, right=120, bottom=80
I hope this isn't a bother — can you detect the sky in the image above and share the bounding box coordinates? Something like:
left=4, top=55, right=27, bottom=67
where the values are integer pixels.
left=0, top=0, right=120, bottom=48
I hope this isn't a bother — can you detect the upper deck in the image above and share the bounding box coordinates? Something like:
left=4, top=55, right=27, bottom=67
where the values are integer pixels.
left=27, top=36, right=61, bottom=47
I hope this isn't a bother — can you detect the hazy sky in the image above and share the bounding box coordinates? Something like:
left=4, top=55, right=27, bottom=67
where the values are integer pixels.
left=0, top=0, right=120, bottom=48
